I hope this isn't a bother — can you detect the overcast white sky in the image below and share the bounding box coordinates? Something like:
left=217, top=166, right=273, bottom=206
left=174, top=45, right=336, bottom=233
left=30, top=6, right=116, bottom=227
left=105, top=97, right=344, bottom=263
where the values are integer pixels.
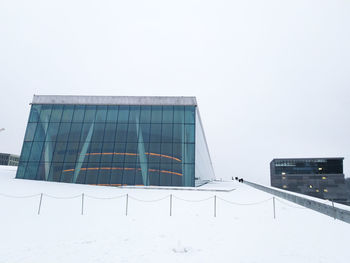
left=0, top=0, right=349, bottom=184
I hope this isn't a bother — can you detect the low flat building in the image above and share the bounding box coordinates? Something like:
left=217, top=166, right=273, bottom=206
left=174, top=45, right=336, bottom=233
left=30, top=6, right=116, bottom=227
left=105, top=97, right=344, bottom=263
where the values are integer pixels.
left=270, top=158, right=349, bottom=205
left=0, top=153, right=19, bottom=166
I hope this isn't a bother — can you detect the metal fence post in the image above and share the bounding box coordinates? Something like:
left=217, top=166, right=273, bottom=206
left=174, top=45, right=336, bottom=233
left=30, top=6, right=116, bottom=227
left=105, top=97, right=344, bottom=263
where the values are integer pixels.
left=126, top=194, right=129, bottom=216
left=332, top=201, right=336, bottom=220
left=37, top=193, right=43, bottom=215
left=81, top=193, right=84, bottom=215
left=170, top=194, right=172, bottom=216
left=273, top=197, right=276, bottom=219
left=214, top=195, right=217, bottom=217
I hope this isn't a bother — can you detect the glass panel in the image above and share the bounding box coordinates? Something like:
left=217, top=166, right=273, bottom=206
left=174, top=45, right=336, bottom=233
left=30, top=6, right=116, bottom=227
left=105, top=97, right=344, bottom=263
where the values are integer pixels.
left=140, top=106, right=151, bottom=123
left=140, top=124, right=150, bottom=142
left=183, top=164, right=194, bottom=186
left=160, top=143, right=173, bottom=163
left=118, top=106, right=129, bottom=123
left=125, top=143, right=138, bottom=163
left=75, top=167, right=86, bottom=184
left=85, top=162, right=100, bottom=184
left=50, top=105, right=63, bottom=122
left=64, top=142, right=80, bottom=163
left=29, top=105, right=41, bottom=122
left=24, top=123, right=37, bottom=142
left=61, top=162, right=75, bottom=183
left=38, top=105, right=52, bottom=123
left=20, top=142, right=32, bottom=162
left=160, top=163, right=172, bottom=186
left=87, top=142, right=103, bottom=162
left=57, top=123, right=71, bottom=142
left=95, top=106, right=107, bottom=122
left=129, top=106, right=140, bottom=123
left=106, top=105, right=118, bottom=122
left=98, top=167, right=111, bottom=185
left=61, top=105, right=74, bottom=122
left=83, top=105, right=96, bottom=123
left=148, top=143, right=161, bottom=163
left=110, top=163, right=122, bottom=185
left=113, top=143, right=126, bottom=163
left=172, top=143, right=183, bottom=162
left=150, top=124, right=161, bottom=142
left=80, top=123, right=93, bottom=141
left=185, top=106, right=195, bottom=124
left=28, top=141, right=44, bottom=162
left=36, top=162, right=47, bottom=181
left=161, top=124, right=173, bottom=143
left=173, top=106, right=184, bottom=123
left=69, top=123, right=83, bottom=142
left=173, top=124, right=183, bottom=143
left=46, top=122, right=60, bottom=141
left=115, top=123, right=128, bottom=142
left=148, top=162, right=160, bottom=186
left=72, top=105, right=85, bottom=122
left=25, top=162, right=39, bottom=180
left=122, top=163, right=136, bottom=185
left=185, top=124, right=195, bottom=143
left=34, top=122, right=49, bottom=142
left=127, top=122, right=138, bottom=142
left=16, top=161, right=27, bottom=179
left=184, top=143, right=195, bottom=164
left=104, top=123, right=116, bottom=142
left=91, top=123, right=105, bottom=142
left=162, top=106, right=173, bottom=123
left=151, top=106, right=162, bottom=123
left=52, top=142, right=67, bottom=162
left=48, top=162, right=63, bottom=182
left=100, top=142, right=114, bottom=163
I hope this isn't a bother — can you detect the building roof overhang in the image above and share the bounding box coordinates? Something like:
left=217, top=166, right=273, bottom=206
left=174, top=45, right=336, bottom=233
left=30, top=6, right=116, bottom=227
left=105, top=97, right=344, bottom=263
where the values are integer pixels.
left=31, top=95, right=197, bottom=106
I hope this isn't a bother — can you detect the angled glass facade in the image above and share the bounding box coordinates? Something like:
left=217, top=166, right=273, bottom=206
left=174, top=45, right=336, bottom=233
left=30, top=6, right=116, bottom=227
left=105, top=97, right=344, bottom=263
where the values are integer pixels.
left=16, top=96, right=215, bottom=187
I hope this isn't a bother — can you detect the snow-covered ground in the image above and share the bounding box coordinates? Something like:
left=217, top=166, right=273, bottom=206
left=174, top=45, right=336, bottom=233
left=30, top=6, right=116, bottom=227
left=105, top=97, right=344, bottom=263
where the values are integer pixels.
left=0, top=165, right=348, bottom=263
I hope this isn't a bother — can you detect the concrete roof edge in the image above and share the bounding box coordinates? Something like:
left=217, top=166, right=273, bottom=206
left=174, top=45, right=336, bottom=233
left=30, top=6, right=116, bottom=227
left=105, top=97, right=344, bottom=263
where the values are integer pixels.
left=31, top=95, right=197, bottom=106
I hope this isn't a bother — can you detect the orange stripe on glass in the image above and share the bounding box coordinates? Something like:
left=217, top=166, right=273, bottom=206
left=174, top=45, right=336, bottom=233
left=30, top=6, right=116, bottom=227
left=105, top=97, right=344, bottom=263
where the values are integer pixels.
left=63, top=167, right=182, bottom=176
left=85, top=152, right=181, bottom=162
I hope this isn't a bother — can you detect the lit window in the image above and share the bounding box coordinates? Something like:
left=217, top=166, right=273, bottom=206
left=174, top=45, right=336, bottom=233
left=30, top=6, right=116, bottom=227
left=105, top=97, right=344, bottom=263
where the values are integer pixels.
left=282, top=185, right=287, bottom=189
left=316, top=189, right=319, bottom=192
left=309, top=185, right=313, bottom=188
left=322, top=176, right=326, bottom=180
left=282, top=176, right=286, bottom=180
left=324, top=189, right=328, bottom=193
left=281, top=172, right=286, bottom=175
left=318, top=167, right=323, bottom=171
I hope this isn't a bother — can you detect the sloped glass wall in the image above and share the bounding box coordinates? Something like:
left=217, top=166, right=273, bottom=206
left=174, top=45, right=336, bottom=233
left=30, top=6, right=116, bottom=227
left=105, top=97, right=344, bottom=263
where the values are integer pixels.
left=16, top=104, right=196, bottom=186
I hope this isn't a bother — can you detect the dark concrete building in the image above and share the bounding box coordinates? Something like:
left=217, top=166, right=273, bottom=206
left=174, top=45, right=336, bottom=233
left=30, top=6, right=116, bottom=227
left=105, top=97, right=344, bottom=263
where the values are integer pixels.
left=270, top=158, right=349, bottom=205
left=0, top=153, right=20, bottom=166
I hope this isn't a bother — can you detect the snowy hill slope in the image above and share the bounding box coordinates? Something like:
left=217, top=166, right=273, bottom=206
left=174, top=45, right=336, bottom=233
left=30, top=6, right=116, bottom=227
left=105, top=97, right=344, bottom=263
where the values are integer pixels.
left=0, top=166, right=349, bottom=263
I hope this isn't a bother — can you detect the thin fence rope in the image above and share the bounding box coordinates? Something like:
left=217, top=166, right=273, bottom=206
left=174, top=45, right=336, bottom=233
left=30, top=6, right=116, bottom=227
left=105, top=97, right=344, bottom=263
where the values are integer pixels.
left=85, top=194, right=126, bottom=200
left=43, top=193, right=82, bottom=199
left=0, top=193, right=41, bottom=199
left=129, top=195, right=170, bottom=202
left=275, top=198, right=307, bottom=209
left=217, top=196, right=272, bottom=206
left=173, top=195, right=214, bottom=202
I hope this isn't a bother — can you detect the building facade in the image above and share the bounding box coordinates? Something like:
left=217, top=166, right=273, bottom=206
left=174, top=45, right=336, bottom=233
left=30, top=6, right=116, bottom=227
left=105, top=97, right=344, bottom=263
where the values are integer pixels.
left=0, top=153, right=19, bottom=166
left=16, top=95, right=215, bottom=187
left=270, top=158, right=349, bottom=204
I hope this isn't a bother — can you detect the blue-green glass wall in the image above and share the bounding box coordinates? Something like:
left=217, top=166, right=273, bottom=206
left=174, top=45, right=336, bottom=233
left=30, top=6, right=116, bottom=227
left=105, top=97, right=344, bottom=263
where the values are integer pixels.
left=16, top=104, right=196, bottom=186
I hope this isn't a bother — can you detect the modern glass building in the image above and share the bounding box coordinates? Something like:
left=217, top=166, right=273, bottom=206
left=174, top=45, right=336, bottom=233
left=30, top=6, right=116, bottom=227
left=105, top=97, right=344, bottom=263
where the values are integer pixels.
left=16, top=95, right=215, bottom=187
left=270, top=158, right=349, bottom=205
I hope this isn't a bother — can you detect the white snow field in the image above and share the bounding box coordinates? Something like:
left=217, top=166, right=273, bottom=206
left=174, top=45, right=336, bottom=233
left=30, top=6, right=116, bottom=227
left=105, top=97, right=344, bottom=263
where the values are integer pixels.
left=0, top=165, right=349, bottom=263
